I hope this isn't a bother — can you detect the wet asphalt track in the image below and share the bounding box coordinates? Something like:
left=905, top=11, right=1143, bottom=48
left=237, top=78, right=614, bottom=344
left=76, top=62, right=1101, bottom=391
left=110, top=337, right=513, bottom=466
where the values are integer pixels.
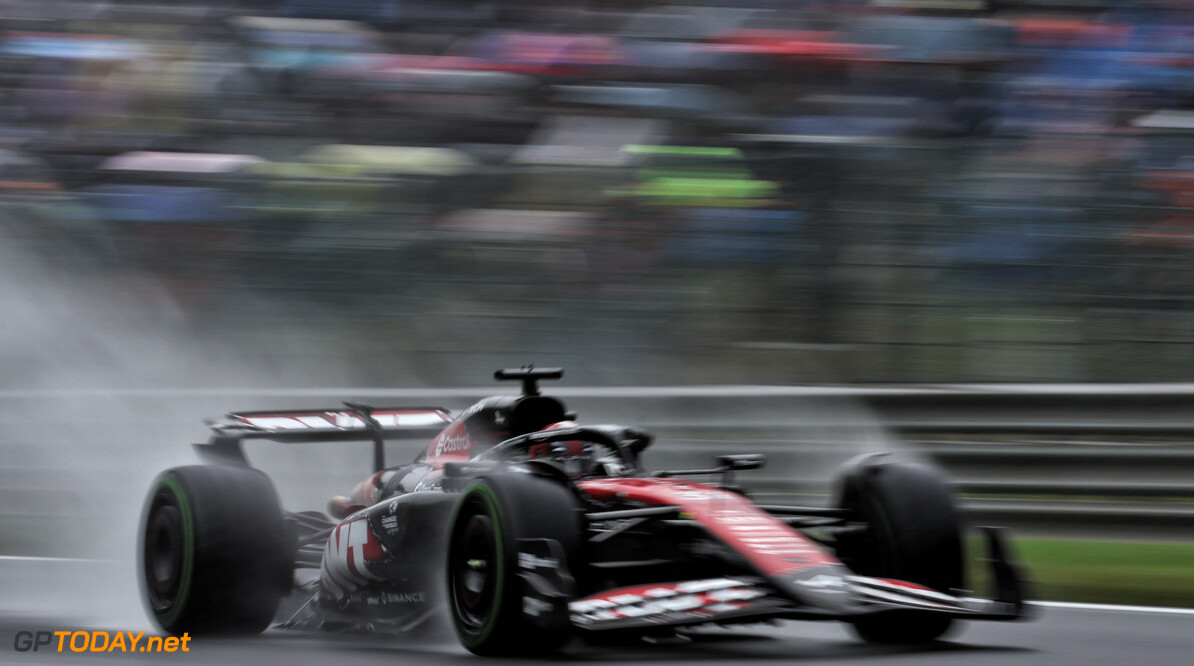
left=3, top=603, right=1192, bottom=665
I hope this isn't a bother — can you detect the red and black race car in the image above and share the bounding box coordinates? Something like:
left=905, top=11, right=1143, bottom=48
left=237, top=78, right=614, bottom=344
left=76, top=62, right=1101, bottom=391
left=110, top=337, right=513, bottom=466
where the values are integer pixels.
left=139, top=367, right=1030, bottom=656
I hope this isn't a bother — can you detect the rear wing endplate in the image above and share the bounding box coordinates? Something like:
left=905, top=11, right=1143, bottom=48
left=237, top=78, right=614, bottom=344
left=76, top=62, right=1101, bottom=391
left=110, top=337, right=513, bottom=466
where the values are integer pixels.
left=195, top=405, right=452, bottom=471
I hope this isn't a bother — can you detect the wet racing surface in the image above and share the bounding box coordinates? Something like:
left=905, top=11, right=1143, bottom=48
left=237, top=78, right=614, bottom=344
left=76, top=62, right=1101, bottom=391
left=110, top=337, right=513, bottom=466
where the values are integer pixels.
left=3, top=595, right=1192, bottom=665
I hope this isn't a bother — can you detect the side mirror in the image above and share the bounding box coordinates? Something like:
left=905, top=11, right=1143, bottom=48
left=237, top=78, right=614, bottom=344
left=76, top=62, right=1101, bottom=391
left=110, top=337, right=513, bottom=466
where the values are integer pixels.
left=717, top=454, right=766, bottom=471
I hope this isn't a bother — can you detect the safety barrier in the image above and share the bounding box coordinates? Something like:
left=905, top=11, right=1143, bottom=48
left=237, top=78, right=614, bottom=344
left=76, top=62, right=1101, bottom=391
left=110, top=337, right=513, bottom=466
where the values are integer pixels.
left=1, top=384, right=1192, bottom=555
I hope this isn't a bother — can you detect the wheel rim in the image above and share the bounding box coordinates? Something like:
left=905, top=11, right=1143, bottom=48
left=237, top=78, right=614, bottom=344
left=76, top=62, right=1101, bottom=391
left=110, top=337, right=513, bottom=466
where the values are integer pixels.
left=144, top=494, right=184, bottom=613
left=451, top=511, right=498, bottom=634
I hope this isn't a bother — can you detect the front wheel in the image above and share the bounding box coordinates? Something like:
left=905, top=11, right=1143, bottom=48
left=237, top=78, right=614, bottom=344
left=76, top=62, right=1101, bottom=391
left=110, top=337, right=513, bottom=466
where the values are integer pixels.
left=139, top=465, right=293, bottom=635
left=447, top=472, right=582, bottom=656
left=833, top=459, right=965, bottom=643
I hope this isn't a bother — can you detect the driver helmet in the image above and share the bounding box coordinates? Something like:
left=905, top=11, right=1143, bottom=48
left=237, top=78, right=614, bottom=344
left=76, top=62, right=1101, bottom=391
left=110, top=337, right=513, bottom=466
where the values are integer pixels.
left=533, top=420, right=596, bottom=479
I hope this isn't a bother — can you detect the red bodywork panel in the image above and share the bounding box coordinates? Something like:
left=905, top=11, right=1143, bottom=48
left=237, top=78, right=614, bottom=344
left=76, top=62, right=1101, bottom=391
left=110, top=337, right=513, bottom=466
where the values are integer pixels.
left=425, top=420, right=475, bottom=463
left=578, top=478, right=840, bottom=577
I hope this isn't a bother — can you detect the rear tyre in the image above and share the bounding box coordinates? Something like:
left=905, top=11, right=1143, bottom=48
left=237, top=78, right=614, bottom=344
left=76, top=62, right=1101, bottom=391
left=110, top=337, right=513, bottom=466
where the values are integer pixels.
left=833, top=460, right=964, bottom=643
left=447, top=472, right=582, bottom=656
left=139, top=465, right=293, bottom=635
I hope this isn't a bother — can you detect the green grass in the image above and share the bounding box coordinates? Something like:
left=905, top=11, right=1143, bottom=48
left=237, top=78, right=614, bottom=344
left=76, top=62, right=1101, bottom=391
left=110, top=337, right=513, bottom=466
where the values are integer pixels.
left=969, top=537, right=1194, bottom=609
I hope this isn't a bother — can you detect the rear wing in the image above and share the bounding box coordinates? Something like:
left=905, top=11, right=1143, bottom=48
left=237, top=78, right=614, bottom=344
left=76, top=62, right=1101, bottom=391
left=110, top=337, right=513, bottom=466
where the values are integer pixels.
left=195, top=405, right=453, bottom=471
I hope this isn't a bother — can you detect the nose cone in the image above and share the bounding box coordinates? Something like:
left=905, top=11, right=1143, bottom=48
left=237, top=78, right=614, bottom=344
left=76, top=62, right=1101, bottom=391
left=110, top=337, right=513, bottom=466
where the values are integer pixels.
left=779, top=565, right=866, bottom=615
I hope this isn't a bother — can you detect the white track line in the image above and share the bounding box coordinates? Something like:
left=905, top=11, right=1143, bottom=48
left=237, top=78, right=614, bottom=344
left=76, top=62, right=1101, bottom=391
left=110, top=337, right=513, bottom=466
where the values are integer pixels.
left=1033, top=601, right=1194, bottom=616
left=0, top=556, right=117, bottom=563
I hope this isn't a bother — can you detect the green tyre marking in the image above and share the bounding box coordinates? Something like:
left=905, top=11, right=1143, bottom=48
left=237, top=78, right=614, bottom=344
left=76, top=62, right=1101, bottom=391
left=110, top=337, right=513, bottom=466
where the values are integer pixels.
left=456, top=483, right=505, bottom=650
left=158, top=477, right=194, bottom=630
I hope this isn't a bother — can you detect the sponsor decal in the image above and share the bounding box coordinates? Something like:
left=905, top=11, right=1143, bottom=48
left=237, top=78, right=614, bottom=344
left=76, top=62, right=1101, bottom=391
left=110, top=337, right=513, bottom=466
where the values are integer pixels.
left=321, top=519, right=386, bottom=602
left=570, top=578, right=766, bottom=625
left=527, top=426, right=584, bottom=442
left=576, top=478, right=838, bottom=575
left=518, top=552, right=558, bottom=570
left=235, top=409, right=449, bottom=431
left=364, top=591, right=428, bottom=606
left=434, top=433, right=471, bottom=457
left=847, top=576, right=961, bottom=609
left=12, top=631, right=189, bottom=654
left=670, top=488, right=728, bottom=502
left=712, top=508, right=830, bottom=559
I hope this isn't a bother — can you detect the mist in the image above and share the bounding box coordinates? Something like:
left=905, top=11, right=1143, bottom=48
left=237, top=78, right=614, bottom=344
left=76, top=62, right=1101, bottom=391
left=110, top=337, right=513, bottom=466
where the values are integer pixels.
left=558, top=387, right=922, bottom=506
left=0, top=238, right=365, bottom=627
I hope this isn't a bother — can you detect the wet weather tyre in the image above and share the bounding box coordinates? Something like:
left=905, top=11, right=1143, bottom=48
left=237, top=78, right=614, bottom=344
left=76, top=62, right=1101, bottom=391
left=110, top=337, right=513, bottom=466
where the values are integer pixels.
left=447, top=473, right=582, bottom=656
left=139, top=465, right=293, bottom=635
left=833, top=461, right=964, bottom=643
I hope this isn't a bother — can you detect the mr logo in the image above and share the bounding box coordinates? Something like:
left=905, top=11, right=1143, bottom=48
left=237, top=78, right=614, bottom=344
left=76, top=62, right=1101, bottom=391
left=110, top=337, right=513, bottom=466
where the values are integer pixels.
left=13, top=631, right=53, bottom=652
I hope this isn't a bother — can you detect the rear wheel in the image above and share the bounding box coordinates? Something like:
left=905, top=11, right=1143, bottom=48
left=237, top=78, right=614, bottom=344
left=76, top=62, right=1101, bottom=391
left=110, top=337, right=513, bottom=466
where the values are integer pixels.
left=833, top=460, right=964, bottom=643
left=447, top=473, right=581, bottom=656
left=139, top=465, right=293, bottom=635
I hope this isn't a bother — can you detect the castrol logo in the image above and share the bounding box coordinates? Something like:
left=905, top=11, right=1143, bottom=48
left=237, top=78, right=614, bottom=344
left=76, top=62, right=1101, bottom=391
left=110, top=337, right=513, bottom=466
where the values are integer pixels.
left=434, top=434, right=470, bottom=457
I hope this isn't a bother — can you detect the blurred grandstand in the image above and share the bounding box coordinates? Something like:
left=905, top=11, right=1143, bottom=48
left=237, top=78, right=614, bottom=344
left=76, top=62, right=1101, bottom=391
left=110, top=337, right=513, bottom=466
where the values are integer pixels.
left=5, top=0, right=1194, bottom=385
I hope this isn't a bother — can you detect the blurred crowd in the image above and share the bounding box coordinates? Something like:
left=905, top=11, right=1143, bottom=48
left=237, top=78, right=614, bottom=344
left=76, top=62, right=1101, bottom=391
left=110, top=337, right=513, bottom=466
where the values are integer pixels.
left=6, top=0, right=1194, bottom=384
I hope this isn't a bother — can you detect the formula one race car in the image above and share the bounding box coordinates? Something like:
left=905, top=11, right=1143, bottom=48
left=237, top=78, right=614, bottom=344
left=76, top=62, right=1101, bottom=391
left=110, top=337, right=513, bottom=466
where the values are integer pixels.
left=139, top=367, right=1030, bottom=655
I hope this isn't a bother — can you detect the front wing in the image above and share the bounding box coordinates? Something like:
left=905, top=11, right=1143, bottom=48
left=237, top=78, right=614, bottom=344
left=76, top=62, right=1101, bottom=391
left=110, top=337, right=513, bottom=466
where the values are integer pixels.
left=568, top=574, right=1022, bottom=633
left=564, top=527, right=1029, bottom=633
